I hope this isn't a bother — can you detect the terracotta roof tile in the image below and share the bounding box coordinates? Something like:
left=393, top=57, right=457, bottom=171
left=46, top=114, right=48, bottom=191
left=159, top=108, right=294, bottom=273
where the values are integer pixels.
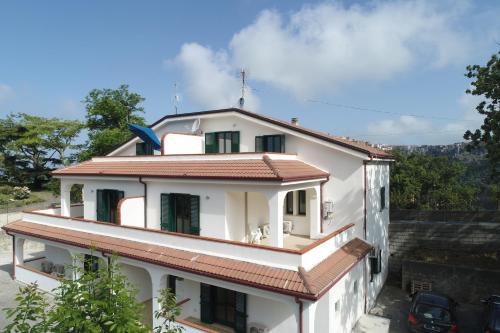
left=52, top=157, right=329, bottom=182
left=3, top=220, right=371, bottom=300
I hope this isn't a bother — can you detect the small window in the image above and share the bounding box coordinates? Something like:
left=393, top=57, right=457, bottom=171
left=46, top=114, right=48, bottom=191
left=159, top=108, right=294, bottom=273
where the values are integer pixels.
left=298, top=190, right=306, bottom=215
left=168, top=275, right=177, bottom=295
left=380, top=186, right=386, bottom=211
left=353, top=280, right=358, bottom=293
left=334, top=300, right=340, bottom=312
left=84, top=254, right=99, bottom=273
left=255, top=135, right=285, bottom=153
left=136, top=142, right=153, bottom=155
left=285, top=192, right=293, bottom=214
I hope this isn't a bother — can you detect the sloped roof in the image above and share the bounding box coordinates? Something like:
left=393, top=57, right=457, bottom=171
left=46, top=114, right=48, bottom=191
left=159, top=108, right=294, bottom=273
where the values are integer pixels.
left=52, top=156, right=329, bottom=182
left=117, top=108, right=393, bottom=159
left=3, top=220, right=372, bottom=300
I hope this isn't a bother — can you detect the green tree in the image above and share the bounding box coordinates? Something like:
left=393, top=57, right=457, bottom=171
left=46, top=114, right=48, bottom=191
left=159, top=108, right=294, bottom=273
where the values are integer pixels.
left=79, top=85, right=146, bottom=161
left=2, top=255, right=182, bottom=333
left=2, top=283, right=51, bottom=333
left=0, top=113, right=82, bottom=189
left=464, top=50, right=500, bottom=207
left=390, top=150, right=479, bottom=210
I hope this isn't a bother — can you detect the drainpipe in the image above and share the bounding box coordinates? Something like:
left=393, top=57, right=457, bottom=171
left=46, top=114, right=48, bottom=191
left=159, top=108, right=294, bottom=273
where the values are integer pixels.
left=139, top=176, right=148, bottom=228
left=319, top=177, right=329, bottom=234
left=295, top=297, right=303, bottom=333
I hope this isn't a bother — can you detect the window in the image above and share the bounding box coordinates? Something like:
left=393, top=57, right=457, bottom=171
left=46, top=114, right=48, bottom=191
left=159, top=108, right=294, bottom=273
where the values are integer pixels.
left=200, top=284, right=247, bottom=333
left=334, top=300, right=340, bottom=312
left=84, top=254, right=99, bottom=273
left=285, top=192, right=294, bottom=214
left=168, top=275, right=177, bottom=295
left=136, top=141, right=153, bottom=155
left=160, top=193, right=200, bottom=235
left=255, top=135, right=285, bottom=153
left=353, top=280, right=358, bottom=293
left=298, top=190, right=306, bottom=215
left=96, top=189, right=124, bottom=224
left=380, top=186, right=386, bottom=211
left=205, top=132, right=240, bottom=153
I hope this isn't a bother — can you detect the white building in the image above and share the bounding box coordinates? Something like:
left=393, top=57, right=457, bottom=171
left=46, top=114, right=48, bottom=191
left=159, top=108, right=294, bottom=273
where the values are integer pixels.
left=3, top=108, right=392, bottom=333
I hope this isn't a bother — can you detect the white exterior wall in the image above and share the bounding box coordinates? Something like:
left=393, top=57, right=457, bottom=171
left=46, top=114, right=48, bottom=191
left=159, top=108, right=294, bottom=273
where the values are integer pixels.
left=82, top=179, right=145, bottom=220
left=225, top=192, right=246, bottom=241
left=316, top=259, right=365, bottom=333
left=365, top=162, right=390, bottom=309
left=120, top=264, right=152, bottom=303
left=163, top=133, right=204, bottom=155
left=151, top=115, right=365, bottom=239
left=119, top=197, right=145, bottom=227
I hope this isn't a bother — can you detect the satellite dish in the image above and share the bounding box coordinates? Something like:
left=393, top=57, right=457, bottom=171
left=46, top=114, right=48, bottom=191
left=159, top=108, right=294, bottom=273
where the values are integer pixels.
left=191, top=118, right=201, bottom=133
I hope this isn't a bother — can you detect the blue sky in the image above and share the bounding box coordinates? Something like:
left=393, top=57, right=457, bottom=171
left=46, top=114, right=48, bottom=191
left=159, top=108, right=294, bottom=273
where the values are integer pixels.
left=0, top=0, right=499, bottom=145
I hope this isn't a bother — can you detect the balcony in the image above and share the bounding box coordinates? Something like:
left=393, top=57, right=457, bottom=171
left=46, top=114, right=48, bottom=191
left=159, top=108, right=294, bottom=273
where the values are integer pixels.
left=21, top=207, right=354, bottom=271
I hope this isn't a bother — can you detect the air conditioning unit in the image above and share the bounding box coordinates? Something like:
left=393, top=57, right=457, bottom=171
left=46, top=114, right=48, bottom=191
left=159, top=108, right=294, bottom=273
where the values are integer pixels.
left=249, top=323, right=269, bottom=333
left=323, top=200, right=334, bottom=220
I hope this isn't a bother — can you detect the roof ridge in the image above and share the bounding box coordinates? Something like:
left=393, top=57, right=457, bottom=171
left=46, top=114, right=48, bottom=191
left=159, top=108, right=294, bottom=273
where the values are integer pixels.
left=262, top=155, right=282, bottom=179
left=298, top=266, right=315, bottom=295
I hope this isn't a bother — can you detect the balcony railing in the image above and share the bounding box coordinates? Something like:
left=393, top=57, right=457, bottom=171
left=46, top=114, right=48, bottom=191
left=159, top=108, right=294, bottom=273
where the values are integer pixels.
left=22, top=208, right=354, bottom=271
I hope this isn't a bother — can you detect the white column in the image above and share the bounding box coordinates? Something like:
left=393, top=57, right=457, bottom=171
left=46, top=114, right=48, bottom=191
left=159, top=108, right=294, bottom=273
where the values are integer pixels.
left=14, top=237, right=25, bottom=266
left=310, top=185, right=321, bottom=239
left=303, top=300, right=317, bottom=333
left=68, top=251, right=83, bottom=280
left=267, top=191, right=285, bottom=248
left=149, top=270, right=164, bottom=329
left=61, top=181, right=73, bottom=217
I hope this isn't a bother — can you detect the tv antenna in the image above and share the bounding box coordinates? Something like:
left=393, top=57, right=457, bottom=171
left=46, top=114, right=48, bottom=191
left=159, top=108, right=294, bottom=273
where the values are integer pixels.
left=173, top=82, right=181, bottom=114
left=239, top=69, right=246, bottom=109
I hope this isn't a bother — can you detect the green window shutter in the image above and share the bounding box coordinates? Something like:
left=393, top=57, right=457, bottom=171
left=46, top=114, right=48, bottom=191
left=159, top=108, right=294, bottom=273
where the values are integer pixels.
left=136, top=142, right=145, bottom=155
left=231, top=131, right=240, bottom=152
left=255, top=136, right=263, bottom=152
left=200, top=283, right=215, bottom=324
left=234, top=292, right=247, bottom=333
left=160, top=194, right=175, bottom=231
left=205, top=133, right=217, bottom=153
left=190, top=195, right=200, bottom=235
left=96, top=189, right=107, bottom=221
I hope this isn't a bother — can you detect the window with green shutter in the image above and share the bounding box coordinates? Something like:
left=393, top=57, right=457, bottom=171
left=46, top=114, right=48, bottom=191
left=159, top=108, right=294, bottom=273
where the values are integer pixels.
left=200, top=284, right=247, bottom=333
left=96, top=189, right=124, bottom=224
left=205, top=131, right=240, bottom=153
left=136, top=142, right=153, bottom=155
left=200, top=283, right=215, bottom=324
left=161, top=193, right=200, bottom=235
left=255, top=134, right=285, bottom=153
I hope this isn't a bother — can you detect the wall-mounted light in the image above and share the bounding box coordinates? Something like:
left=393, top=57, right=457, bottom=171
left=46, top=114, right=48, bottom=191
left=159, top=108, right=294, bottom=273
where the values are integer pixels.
left=205, top=195, right=210, bottom=200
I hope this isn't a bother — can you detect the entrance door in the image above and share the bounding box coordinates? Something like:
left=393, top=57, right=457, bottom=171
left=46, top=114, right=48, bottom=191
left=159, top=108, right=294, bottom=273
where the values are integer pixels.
left=175, top=194, right=191, bottom=234
left=200, top=284, right=247, bottom=333
left=96, top=189, right=124, bottom=223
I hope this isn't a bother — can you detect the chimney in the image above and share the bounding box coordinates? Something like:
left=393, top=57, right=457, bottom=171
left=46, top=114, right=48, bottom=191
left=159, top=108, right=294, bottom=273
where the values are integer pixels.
left=291, top=117, right=299, bottom=126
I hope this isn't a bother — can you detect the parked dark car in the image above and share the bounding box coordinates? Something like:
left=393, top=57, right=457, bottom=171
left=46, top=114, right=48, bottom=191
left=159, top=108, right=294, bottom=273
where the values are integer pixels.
left=481, top=295, right=500, bottom=333
left=407, top=291, right=458, bottom=333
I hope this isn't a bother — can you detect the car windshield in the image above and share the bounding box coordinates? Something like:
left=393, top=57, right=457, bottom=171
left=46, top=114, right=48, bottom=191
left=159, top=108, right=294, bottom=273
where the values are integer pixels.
left=415, top=304, right=451, bottom=322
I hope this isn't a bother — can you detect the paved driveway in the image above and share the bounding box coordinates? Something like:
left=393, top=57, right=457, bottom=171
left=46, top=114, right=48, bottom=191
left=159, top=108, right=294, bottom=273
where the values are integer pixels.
left=354, top=283, right=484, bottom=333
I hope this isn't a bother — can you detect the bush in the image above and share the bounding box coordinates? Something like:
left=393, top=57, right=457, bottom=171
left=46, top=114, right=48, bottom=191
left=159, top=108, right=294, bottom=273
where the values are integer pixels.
left=0, top=185, right=12, bottom=195
left=12, top=186, right=31, bottom=200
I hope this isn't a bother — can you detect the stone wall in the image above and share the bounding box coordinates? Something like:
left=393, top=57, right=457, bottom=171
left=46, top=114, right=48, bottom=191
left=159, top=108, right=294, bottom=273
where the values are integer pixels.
left=402, top=260, right=500, bottom=304
left=389, top=215, right=500, bottom=303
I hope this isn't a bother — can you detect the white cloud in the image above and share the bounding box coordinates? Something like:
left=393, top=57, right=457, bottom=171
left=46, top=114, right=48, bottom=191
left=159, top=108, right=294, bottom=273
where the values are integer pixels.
left=0, top=84, right=14, bottom=103
left=171, top=0, right=472, bottom=105
left=365, top=93, right=484, bottom=145
left=172, top=43, right=259, bottom=111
